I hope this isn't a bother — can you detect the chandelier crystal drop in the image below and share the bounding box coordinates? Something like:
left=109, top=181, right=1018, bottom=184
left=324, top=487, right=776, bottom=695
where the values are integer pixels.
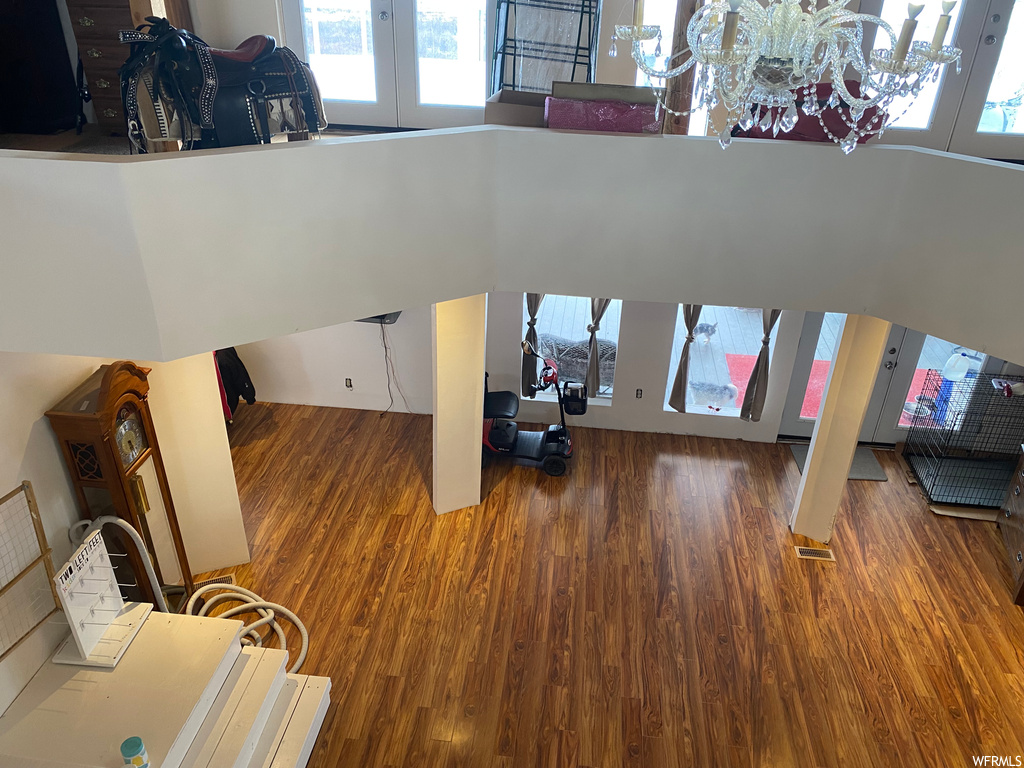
left=618, top=0, right=961, bottom=153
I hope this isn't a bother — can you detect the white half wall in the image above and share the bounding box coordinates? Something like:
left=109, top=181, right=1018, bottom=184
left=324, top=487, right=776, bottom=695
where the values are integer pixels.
left=237, top=308, right=433, bottom=414
left=4, top=129, right=1024, bottom=367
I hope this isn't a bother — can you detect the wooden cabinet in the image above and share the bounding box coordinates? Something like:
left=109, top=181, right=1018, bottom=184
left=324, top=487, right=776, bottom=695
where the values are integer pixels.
left=65, top=0, right=193, bottom=134
left=998, top=450, right=1024, bottom=605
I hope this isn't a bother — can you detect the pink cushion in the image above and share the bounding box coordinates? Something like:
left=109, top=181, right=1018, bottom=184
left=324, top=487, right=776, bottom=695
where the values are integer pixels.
left=544, top=97, right=660, bottom=134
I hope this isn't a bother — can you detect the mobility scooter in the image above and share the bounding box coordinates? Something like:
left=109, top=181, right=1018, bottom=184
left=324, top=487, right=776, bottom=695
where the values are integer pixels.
left=483, top=341, right=588, bottom=476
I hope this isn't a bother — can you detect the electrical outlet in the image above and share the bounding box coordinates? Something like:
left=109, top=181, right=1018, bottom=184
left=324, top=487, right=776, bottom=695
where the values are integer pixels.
left=636, top=388, right=643, bottom=399
left=345, top=378, right=353, bottom=390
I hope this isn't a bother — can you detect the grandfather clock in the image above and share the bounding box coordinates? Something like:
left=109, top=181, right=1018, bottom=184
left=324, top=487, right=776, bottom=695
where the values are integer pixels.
left=46, top=361, right=194, bottom=607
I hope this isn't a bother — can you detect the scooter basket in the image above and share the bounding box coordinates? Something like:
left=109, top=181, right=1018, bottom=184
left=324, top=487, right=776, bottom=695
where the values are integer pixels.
left=563, top=382, right=588, bottom=416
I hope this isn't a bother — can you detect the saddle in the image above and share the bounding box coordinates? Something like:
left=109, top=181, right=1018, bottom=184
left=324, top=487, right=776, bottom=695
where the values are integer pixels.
left=118, top=17, right=326, bottom=152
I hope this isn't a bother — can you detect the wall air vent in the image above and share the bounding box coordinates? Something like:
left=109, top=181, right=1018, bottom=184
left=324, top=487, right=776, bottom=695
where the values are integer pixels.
left=794, top=546, right=836, bottom=562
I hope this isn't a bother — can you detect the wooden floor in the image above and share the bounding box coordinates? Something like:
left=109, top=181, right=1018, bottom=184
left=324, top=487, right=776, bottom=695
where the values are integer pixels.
left=209, top=402, right=1024, bottom=768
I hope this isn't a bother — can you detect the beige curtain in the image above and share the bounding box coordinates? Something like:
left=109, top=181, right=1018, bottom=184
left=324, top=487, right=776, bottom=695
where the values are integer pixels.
left=667, top=304, right=702, bottom=412
left=522, top=293, right=544, bottom=398
left=585, top=298, right=612, bottom=395
left=740, top=309, right=782, bottom=422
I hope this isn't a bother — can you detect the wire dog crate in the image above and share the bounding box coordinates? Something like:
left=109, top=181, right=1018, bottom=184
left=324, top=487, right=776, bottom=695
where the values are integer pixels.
left=902, top=370, right=1024, bottom=507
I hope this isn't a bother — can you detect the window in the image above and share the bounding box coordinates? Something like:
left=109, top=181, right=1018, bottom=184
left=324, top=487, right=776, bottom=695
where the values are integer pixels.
left=664, top=305, right=778, bottom=417
left=523, top=294, right=622, bottom=397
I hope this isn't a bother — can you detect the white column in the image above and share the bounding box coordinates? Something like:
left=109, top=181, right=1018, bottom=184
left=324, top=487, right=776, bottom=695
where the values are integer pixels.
left=790, top=314, right=891, bottom=543
left=432, top=294, right=487, bottom=515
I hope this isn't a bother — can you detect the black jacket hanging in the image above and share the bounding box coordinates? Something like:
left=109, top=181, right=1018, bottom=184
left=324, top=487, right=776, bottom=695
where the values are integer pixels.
left=215, top=347, right=256, bottom=415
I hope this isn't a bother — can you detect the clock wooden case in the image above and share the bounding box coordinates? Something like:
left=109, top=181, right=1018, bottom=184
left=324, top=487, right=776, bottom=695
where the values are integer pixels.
left=46, top=361, right=194, bottom=605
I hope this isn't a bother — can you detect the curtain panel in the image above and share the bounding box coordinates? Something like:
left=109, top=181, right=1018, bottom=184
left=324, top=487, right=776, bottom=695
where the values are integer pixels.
left=740, top=309, right=782, bottom=422
left=667, top=304, right=703, bottom=412
left=522, top=293, right=544, bottom=397
left=585, top=298, right=612, bottom=395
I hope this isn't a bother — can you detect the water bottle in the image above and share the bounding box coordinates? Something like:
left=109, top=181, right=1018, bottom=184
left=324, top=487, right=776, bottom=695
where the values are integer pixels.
left=941, top=352, right=971, bottom=382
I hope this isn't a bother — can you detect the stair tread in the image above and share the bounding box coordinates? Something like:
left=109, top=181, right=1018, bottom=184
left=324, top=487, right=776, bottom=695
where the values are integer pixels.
left=270, top=676, right=331, bottom=768
left=179, top=646, right=288, bottom=768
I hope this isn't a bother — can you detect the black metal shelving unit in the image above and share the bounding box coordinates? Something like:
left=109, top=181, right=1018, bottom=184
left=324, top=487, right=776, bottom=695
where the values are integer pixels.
left=491, top=0, right=600, bottom=94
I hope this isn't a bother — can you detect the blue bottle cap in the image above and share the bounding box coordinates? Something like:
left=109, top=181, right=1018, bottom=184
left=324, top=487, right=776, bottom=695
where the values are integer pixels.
left=120, top=737, right=144, bottom=759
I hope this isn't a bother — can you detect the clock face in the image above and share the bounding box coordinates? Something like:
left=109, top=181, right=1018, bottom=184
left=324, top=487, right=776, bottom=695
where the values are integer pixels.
left=114, top=405, right=149, bottom=469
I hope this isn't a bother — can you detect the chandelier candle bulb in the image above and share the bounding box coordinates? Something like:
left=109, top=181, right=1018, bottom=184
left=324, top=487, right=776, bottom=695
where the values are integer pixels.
left=930, top=0, right=956, bottom=53
left=893, top=3, right=925, bottom=62
left=721, top=0, right=742, bottom=51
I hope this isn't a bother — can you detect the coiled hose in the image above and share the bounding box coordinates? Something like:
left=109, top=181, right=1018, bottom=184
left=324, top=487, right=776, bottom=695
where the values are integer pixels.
left=186, top=584, right=309, bottom=674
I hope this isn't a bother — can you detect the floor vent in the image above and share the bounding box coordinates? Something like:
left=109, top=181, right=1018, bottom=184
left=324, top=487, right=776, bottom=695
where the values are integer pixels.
left=794, top=546, right=836, bottom=562
left=193, top=574, right=236, bottom=589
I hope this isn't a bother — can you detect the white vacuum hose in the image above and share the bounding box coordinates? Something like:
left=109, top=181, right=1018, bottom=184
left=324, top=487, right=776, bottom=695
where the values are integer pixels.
left=70, top=516, right=169, bottom=613
left=186, top=584, right=309, bottom=674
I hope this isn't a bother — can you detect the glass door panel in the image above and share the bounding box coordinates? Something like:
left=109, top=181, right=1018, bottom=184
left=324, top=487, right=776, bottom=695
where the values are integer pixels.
left=394, top=0, right=487, bottom=128
left=975, top=7, right=1024, bottom=135
left=288, top=0, right=399, bottom=126
left=949, top=0, right=1024, bottom=158
left=780, top=312, right=848, bottom=438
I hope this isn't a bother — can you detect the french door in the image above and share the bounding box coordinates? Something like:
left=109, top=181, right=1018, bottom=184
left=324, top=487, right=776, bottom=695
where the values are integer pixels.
left=283, top=0, right=490, bottom=129
left=860, top=0, right=1024, bottom=160
left=947, top=0, right=1024, bottom=158
left=780, top=313, right=999, bottom=444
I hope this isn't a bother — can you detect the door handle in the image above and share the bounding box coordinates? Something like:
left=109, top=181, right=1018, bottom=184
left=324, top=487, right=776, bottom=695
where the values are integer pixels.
left=884, top=361, right=895, bottom=370
left=379, top=10, right=390, bottom=20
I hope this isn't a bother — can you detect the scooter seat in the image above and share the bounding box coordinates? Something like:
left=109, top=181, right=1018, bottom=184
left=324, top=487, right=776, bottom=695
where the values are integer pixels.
left=484, top=390, right=519, bottom=419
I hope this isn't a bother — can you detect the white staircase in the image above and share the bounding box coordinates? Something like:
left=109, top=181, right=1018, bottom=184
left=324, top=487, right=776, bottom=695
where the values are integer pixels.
left=0, top=613, right=331, bottom=768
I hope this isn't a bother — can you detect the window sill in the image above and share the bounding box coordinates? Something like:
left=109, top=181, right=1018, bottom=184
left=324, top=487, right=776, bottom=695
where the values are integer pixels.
left=531, top=391, right=613, bottom=407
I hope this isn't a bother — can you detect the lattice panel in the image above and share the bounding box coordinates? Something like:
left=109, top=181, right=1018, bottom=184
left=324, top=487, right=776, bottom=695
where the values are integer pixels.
left=0, top=482, right=59, bottom=661
left=0, top=487, right=41, bottom=588
left=0, top=561, right=55, bottom=658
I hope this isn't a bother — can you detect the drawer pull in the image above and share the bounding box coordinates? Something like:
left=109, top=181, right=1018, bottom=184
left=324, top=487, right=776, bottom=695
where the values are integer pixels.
left=78, top=16, right=95, bottom=27
left=94, top=78, right=110, bottom=89
left=87, top=48, right=103, bottom=58
left=102, top=108, right=117, bottom=118
left=1018, top=551, right=1023, bottom=563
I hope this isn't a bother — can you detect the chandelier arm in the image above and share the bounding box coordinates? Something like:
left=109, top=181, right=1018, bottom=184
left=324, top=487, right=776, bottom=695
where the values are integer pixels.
left=632, top=42, right=698, bottom=80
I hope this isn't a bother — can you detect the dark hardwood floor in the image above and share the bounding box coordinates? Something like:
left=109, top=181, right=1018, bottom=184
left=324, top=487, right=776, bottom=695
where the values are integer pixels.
left=207, top=402, right=1024, bottom=768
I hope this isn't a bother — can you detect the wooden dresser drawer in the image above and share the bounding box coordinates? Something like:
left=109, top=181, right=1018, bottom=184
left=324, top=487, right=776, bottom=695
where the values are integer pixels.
left=90, top=96, right=127, bottom=134
left=67, top=5, right=135, bottom=42
left=78, top=41, right=130, bottom=69
left=84, top=68, right=120, bottom=98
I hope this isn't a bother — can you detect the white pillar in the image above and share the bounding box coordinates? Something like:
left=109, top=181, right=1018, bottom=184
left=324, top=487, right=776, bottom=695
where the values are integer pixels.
left=432, top=294, right=487, bottom=515
left=790, top=314, right=892, bottom=543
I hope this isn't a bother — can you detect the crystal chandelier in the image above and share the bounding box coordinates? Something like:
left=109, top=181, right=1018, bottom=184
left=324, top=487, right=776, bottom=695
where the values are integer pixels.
left=611, top=0, right=962, bottom=153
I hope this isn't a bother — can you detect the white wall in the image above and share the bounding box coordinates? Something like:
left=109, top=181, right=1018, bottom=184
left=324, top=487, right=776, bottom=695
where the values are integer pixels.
left=0, top=351, right=248, bottom=715
left=0, top=352, right=107, bottom=716
left=188, top=0, right=286, bottom=47
left=486, top=292, right=804, bottom=442
left=5, top=130, right=1024, bottom=367
left=145, top=354, right=250, bottom=573
left=237, top=307, right=433, bottom=414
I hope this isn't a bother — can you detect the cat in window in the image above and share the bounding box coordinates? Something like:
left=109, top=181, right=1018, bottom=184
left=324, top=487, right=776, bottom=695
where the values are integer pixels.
left=688, top=381, right=738, bottom=411
left=693, top=322, right=719, bottom=344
